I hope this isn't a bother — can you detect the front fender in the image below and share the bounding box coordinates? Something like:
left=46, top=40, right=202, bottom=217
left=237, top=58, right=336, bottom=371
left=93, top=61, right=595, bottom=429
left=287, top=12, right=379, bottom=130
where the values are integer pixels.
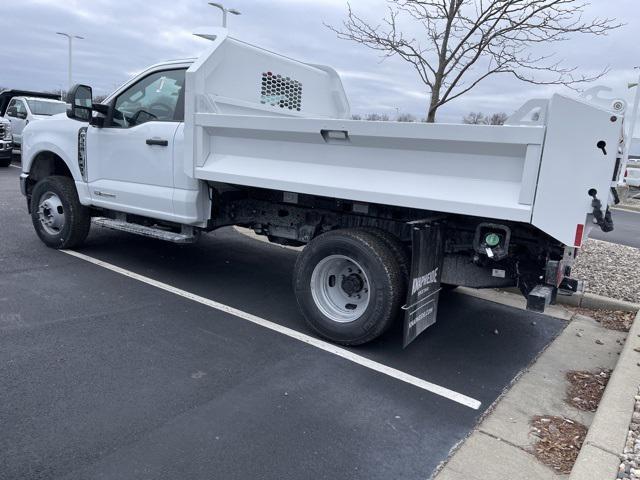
left=22, top=115, right=85, bottom=181
left=21, top=116, right=91, bottom=206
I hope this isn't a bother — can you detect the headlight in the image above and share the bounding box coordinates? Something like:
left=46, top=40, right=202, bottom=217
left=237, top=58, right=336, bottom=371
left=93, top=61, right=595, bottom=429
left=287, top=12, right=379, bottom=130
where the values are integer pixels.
left=3, top=123, right=10, bottom=141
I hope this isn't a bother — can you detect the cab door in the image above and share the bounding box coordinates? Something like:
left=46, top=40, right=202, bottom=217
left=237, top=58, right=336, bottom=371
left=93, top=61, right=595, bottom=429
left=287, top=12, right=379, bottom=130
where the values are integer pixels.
left=85, top=68, right=186, bottom=221
left=6, top=99, right=28, bottom=145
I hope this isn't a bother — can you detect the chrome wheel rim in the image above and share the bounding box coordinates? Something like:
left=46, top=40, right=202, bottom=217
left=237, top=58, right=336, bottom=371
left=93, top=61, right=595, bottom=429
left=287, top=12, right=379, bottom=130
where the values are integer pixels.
left=310, top=255, right=371, bottom=323
left=37, top=192, right=66, bottom=235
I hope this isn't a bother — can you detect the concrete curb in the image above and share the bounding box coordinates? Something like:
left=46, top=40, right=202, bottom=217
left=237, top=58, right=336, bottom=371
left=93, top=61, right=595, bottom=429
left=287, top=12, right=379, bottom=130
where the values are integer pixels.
left=556, top=291, right=640, bottom=312
left=614, top=205, right=640, bottom=213
left=502, top=287, right=640, bottom=312
left=570, top=310, right=640, bottom=479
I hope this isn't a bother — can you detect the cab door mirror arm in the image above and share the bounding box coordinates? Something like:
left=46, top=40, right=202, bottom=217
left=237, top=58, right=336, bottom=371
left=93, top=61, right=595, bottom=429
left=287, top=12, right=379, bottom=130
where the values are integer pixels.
left=90, top=103, right=110, bottom=128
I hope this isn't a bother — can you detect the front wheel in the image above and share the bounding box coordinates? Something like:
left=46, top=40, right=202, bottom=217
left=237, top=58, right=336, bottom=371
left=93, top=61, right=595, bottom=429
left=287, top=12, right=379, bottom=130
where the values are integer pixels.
left=293, top=229, right=403, bottom=345
left=30, top=176, right=91, bottom=249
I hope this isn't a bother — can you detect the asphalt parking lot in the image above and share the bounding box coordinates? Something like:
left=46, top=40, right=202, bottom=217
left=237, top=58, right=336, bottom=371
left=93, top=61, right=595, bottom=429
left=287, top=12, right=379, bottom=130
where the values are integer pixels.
left=590, top=208, right=640, bottom=249
left=0, top=164, right=566, bottom=480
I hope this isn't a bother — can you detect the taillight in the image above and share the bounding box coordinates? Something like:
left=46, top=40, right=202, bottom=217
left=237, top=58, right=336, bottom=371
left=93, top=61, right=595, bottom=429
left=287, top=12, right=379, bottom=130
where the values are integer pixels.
left=574, top=224, right=585, bottom=247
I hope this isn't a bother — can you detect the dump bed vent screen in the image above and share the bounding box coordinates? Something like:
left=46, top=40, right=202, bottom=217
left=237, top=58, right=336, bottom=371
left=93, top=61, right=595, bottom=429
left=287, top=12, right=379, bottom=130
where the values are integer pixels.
left=260, top=72, right=302, bottom=111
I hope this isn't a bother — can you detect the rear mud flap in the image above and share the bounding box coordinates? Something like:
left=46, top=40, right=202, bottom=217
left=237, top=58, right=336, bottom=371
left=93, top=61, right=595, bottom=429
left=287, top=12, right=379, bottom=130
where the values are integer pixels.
left=402, top=221, right=444, bottom=348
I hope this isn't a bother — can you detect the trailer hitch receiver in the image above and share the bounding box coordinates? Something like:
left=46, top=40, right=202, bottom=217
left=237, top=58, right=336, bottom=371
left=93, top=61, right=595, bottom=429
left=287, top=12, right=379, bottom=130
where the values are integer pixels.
left=527, top=285, right=556, bottom=313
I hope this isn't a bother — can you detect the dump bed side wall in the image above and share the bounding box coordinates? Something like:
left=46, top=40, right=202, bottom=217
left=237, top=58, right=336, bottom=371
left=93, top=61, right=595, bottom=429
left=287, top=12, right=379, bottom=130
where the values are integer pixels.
left=531, top=94, right=621, bottom=246
left=193, top=113, right=545, bottom=223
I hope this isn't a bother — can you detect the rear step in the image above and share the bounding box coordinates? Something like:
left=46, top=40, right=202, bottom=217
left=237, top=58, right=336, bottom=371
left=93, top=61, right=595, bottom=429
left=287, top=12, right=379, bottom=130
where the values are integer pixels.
left=92, top=217, right=199, bottom=244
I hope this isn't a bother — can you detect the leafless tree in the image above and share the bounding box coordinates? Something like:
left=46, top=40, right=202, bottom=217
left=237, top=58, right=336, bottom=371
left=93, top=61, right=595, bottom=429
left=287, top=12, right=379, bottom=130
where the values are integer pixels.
left=463, top=111, right=487, bottom=124
left=463, top=111, right=508, bottom=124
left=328, top=1, right=622, bottom=122
left=397, top=112, right=417, bottom=122
left=365, top=112, right=391, bottom=121
left=488, top=112, right=508, bottom=125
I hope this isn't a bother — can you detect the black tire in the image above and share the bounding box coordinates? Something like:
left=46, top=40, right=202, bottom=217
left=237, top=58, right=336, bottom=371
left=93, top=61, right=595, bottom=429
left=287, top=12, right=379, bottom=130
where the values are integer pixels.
left=359, top=227, right=457, bottom=293
left=358, top=227, right=410, bottom=282
left=293, top=229, right=403, bottom=345
left=0, top=157, right=10, bottom=168
left=30, top=176, right=91, bottom=249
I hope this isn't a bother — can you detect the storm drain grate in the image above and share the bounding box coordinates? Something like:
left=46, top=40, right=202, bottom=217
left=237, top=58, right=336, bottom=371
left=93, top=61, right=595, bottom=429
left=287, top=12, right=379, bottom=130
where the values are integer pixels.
left=260, top=72, right=302, bottom=111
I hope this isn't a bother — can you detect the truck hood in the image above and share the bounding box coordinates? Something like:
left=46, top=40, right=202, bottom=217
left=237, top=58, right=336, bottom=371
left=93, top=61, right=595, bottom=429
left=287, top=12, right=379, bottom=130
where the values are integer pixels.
left=32, top=112, right=68, bottom=121
left=24, top=112, right=82, bottom=134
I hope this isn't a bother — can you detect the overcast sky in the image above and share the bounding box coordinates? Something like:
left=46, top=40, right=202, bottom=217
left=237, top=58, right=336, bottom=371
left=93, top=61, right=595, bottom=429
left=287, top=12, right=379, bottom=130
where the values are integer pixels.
left=3, top=0, right=640, bottom=126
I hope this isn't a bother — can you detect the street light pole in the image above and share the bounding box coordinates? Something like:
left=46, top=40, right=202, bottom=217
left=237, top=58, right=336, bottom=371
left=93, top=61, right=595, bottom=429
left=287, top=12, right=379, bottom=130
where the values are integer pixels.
left=56, top=32, right=84, bottom=89
left=208, top=2, right=241, bottom=28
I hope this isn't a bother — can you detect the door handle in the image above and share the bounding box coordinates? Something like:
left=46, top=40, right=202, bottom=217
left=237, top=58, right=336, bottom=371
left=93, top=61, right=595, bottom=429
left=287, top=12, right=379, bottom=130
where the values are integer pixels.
left=146, top=138, right=169, bottom=146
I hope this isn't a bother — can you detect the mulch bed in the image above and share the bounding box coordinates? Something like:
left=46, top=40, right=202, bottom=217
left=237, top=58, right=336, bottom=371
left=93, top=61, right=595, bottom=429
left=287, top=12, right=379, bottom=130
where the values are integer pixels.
left=574, top=307, right=636, bottom=332
left=566, top=368, right=612, bottom=412
left=530, top=416, right=588, bottom=474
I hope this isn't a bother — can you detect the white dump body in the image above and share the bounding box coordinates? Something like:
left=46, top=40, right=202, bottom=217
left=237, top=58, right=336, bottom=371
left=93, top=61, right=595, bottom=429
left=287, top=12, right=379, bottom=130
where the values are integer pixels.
left=185, top=29, right=624, bottom=247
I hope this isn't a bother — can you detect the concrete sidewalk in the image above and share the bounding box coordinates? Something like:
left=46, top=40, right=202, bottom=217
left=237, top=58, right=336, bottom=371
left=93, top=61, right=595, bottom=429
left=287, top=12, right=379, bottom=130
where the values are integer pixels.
left=433, top=309, right=626, bottom=479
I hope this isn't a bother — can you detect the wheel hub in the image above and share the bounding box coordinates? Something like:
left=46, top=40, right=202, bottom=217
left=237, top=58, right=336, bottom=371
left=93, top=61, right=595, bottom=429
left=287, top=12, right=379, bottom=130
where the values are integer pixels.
left=37, top=192, right=65, bottom=235
left=310, top=255, right=371, bottom=323
left=341, top=273, right=364, bottom=296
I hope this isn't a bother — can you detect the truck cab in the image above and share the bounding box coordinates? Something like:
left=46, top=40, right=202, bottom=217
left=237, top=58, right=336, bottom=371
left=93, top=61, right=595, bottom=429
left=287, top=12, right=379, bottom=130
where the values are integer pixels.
left=82, top=61, right=193, bottom=223
left=5, top=96, right=67, bottom=149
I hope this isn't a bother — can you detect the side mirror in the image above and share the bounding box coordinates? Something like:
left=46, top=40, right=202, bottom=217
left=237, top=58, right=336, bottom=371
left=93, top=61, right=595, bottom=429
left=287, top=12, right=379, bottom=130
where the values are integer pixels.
left=66, top=84, right=93, bottom=122
left=17, top=111, right=27, bottom=120
left=6, top=106, right=17, bottom=117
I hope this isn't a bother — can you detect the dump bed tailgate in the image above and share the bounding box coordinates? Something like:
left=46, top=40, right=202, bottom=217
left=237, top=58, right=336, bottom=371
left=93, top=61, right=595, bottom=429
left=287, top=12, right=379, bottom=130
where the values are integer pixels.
left=531, top=94, right=621, bottom=246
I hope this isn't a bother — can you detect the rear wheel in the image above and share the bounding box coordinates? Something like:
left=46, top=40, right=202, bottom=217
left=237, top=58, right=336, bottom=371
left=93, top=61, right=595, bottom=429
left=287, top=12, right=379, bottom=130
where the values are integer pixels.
left=30, top=176, right=91, bottom=249
left=0, top=157, right=10, bottom=168
left=293, top=229, right=403, bottom=345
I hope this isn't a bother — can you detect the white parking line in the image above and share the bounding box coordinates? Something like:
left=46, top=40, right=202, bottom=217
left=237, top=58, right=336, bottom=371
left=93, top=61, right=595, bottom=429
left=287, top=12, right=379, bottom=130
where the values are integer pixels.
left=61, top=249, right=482, bottom=410
left=9, top=164, right=21, bottom=169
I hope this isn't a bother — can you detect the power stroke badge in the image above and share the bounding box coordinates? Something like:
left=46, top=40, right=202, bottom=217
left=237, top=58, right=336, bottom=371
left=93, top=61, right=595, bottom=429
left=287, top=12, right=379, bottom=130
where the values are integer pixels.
left=402, top=221, right=444, bottom=348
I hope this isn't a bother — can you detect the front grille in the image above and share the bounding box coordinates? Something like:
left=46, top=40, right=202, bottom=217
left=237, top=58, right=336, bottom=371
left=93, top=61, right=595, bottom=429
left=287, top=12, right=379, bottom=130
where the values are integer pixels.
left=0, top=124, right=5, bottom=137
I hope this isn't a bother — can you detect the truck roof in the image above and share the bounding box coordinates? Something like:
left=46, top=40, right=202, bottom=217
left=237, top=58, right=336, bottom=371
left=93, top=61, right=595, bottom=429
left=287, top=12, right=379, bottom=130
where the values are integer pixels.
left=131, top=58, right=195, bottom=75
left=0, top=89, right=61, bottom=116
left=19, top=96, right=66, bottom=104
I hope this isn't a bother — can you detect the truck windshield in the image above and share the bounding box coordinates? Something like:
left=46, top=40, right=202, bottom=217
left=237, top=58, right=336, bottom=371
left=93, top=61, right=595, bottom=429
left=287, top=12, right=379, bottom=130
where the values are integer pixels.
left=26, top=100, right=67, bottom=116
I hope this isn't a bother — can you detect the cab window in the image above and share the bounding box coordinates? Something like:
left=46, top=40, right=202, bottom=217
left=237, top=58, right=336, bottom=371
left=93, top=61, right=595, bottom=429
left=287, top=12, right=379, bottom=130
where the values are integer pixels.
left=7, top=99, right=27, bottom=117
left=111, top=69, right=185, bottom=128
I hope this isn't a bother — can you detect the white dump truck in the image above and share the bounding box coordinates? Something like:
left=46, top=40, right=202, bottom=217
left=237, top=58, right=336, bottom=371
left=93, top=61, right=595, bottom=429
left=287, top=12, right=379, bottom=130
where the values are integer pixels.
left=19, top=28, right=626, bottom=346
